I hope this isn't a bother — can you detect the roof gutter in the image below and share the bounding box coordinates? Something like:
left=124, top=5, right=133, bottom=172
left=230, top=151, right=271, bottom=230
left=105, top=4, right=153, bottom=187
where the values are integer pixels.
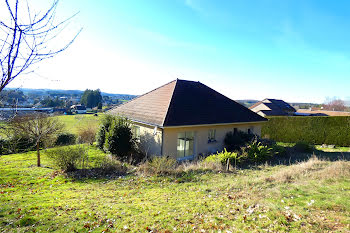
left=161, top=120, right=267, bottom=129
left=129, top=119, right=162, bottom=128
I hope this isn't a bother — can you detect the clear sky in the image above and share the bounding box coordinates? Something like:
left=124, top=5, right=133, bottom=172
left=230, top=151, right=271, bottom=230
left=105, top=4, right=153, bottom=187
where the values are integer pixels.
left=6, top=0, right=350, bottom=103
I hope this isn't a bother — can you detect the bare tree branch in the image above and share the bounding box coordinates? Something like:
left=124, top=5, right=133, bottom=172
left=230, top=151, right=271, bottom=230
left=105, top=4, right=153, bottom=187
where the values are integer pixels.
left=0, top=0, right=81, bottom=92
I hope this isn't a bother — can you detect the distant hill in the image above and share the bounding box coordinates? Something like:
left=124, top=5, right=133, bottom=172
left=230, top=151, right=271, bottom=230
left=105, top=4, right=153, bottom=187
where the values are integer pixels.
left=236, top=100, right=259, bottom=108
left=6, top=88, right=137, bottom=100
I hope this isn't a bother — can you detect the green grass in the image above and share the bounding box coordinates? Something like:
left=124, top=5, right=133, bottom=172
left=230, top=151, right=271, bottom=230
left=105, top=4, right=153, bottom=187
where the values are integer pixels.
left=1, top=147, right=349, bottom=232
left=55, top=114, right=102, bottom=134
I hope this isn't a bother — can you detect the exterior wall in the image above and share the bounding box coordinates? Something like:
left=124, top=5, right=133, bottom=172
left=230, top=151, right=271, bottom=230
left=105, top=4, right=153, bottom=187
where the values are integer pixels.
left=250, top=103, right=270, bottom=113
left=162, top=122, right=263, bottom=158
left=132, top=122, right=163, bottom=156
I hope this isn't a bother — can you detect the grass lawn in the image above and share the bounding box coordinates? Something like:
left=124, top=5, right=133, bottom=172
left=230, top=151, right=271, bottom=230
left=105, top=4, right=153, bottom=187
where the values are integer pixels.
left=0, top=147, right=349, bottom=232
left=55, top=114, right=102, bottom=134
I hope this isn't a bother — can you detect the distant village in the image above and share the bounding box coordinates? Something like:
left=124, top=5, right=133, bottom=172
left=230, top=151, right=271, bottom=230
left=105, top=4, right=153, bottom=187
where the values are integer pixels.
left=1, top=87, right=349, bottom=120
left=0, top=88, right=135, bottom=120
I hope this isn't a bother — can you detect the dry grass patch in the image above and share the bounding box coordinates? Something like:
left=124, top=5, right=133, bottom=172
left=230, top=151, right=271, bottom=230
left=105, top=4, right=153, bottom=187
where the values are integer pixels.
left=264, top=156, right=349, bottom=183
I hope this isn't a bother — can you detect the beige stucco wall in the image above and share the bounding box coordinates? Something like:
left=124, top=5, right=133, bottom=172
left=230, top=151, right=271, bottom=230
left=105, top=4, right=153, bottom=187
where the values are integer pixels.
left=162, top=122, right=263, bottom=158
left=250, top=103, right=270, bottom=113
left=131, top=122, right=163, bottom=156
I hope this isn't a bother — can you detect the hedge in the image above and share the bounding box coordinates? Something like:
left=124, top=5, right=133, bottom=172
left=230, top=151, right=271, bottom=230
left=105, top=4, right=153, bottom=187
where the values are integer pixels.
left=261, top=116, right=350, bottom=146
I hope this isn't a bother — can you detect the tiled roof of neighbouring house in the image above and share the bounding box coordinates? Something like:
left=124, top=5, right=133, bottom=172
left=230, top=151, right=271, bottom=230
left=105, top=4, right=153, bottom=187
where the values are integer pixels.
left=108, top=79, right=267, bottom=127
left=249, top=98, right=296, bottom=116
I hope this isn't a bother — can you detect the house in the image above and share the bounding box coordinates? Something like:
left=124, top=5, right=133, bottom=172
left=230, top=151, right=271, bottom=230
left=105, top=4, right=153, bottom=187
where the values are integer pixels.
left=249, top=98, right=296, bottom=117
left=70, top=104, right=86, bottom=114
left=108, top=79, right=267, bottom=160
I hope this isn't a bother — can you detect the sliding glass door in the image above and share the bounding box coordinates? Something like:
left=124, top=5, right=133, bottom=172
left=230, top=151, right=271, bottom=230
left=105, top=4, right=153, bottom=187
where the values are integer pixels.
left=177, top=131, right=194, bottom=159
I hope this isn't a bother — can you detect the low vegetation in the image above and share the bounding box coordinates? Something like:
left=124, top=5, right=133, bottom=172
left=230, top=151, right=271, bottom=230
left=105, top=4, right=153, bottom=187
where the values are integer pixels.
left=0, top=146, right=349, bottom=232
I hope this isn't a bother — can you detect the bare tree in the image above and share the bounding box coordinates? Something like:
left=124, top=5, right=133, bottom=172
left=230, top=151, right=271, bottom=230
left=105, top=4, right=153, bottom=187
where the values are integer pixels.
left=323, top=99, right=346, bottom=111
left=0, top=0, right=81, bottom=92
left=9, top=113, right=64, bottom=166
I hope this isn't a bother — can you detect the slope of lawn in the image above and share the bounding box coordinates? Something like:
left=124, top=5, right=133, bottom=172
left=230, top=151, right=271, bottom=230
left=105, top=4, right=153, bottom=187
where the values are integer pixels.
left=0, top=147, right=349, bottom=232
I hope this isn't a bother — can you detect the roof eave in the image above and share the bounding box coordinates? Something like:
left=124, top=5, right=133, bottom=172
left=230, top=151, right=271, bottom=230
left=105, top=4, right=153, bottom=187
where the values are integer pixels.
left=162, top=120, right=267, bottom=129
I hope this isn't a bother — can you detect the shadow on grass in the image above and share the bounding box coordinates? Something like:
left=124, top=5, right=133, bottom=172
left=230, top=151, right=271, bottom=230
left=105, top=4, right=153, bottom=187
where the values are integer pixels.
left=63, top=168, right=129, bottom=183
left=269, top=148, right=350, bottom=167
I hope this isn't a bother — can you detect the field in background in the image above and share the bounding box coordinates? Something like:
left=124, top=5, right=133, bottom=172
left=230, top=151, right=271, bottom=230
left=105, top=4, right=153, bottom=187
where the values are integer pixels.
left=0, top=146, right=349, bottom=232
left=55, top=114, right=102, bottom=134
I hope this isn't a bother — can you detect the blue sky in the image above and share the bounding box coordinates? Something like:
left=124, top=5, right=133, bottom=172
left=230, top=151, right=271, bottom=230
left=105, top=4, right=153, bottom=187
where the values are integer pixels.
left=7, top=0, right=350, bottom=103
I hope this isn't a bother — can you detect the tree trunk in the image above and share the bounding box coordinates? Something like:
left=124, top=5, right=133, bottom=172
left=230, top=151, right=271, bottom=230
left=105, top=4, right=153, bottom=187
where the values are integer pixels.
left=37, top=142, right=40, bottom=167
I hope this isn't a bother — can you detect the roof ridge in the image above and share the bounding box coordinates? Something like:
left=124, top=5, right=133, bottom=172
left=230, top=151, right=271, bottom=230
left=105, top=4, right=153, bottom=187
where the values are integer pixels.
left=107, top=79, right=177, bottom=113
left=161, top=79, right=179, bottom=126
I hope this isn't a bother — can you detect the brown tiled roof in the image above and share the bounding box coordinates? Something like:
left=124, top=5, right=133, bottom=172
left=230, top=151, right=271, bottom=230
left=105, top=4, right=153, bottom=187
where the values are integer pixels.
left=108, top=80, right=176, bottom=126
left=109, top=79, right=267, bottom=127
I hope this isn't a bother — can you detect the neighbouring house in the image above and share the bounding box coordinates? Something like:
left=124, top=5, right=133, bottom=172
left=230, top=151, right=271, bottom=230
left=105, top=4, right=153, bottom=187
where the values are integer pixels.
left=71, top=104, right=86, bottom=114
left=249, top=98, right=296, bottom=117
left=108, top=79, right=267, bottom=160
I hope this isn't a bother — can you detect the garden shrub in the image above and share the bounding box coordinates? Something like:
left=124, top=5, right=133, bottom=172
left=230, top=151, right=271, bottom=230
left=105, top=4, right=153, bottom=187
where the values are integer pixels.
left=139, top=156, right=177, bottom=175
left=46, top=146, right=86, bottom=172
left=0, top=135, right=37, bottom=155
left=205, top=148, right=239, bottom=166
left=293, top=141, right=314, bottom=153
left=104, top=117, right=135, bottom=159
left=224, top=131, right=254, bottom=151
left=96, top=114, right=115, bottom=149
left=96, top=126, right=106, bottom=150
left=77, top=127, right=96, bottom=145
left=262, top=116, right=350, bottom=146
left=245, top=140, right=273, bottom=162
left=55, top=132, right=76, bottom=146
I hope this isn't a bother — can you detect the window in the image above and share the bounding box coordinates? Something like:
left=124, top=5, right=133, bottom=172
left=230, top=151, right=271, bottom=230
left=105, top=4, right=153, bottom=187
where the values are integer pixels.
left=177, top=131, right=194, bottom=158
left=208, top=129, right=216, bottom=143
left=132, top=125, right=140, bottom=140
left=248, top=126, right=254, bottom=135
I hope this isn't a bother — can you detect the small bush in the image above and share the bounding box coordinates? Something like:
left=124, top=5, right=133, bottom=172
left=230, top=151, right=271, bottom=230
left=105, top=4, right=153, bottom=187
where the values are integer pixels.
left=293, top=141, right=314, bottom=153
left=77, top=127, right=96, bottom=145
left=46, top=146, right=86, bottom=172
left=245, top=140, right=273, bottom=163
left=224, top=131, right=254, bottom=151
left=139, top=156, right=177, bottom=175
left=55, top=133, right=76, bottom=146
left=205, top=148, right=239, bottom=166
left=0, top=135, right=36, bottom=155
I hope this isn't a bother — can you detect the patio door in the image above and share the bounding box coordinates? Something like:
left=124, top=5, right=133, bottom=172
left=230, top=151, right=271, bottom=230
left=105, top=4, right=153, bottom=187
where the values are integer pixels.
left=177, top=131, right=195, bottom=159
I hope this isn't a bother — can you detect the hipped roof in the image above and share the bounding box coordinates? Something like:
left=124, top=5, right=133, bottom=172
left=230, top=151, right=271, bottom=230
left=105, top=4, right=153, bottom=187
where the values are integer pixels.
left=108, top=79, right=267, bottom=127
